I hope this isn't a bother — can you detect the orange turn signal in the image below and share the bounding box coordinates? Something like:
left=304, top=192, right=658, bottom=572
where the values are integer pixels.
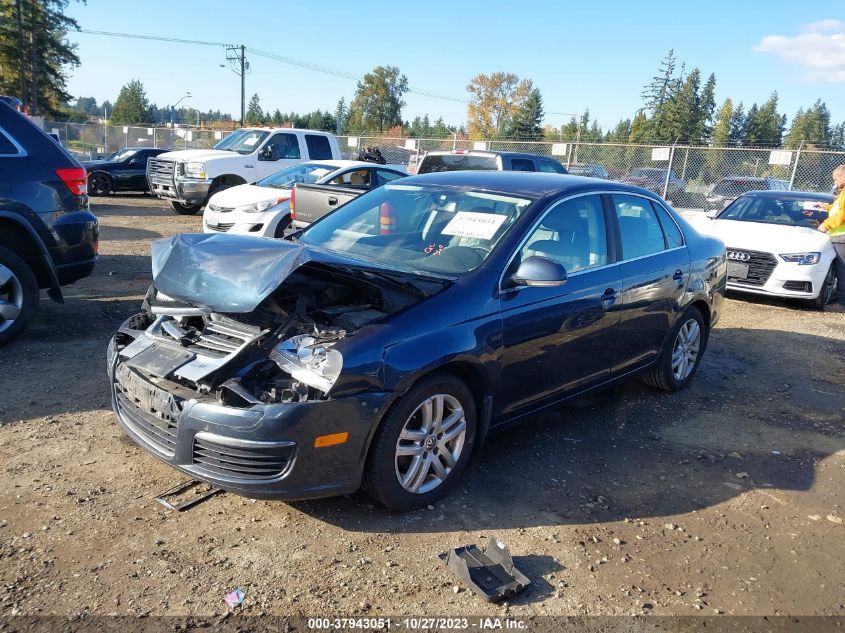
left=314, top=432, right=349, bottom=448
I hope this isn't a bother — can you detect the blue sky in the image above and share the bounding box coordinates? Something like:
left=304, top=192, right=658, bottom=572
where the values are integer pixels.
left=65, top=0, right=845, bottom=131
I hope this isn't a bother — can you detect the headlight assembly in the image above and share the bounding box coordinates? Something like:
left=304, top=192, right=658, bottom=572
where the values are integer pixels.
left=235, top=199, right=281, bottom=214
left=270, top=334, right=343, bottom=393
left=779, top=252, right=821, bottom=265
left=183, top=162, right=206, bottom=179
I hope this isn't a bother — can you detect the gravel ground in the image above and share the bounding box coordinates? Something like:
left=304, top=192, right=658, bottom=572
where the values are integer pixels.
left=0, top=194, right=843, bottom=619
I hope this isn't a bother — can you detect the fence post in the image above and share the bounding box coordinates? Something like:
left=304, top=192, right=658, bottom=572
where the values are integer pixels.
left=680, top=147, right=690, bottom=181
left=566, top=142, right=574, bottom=169
left=663, top=143, right=677, bottom=199
left=788, top=140, right=804, bottom=191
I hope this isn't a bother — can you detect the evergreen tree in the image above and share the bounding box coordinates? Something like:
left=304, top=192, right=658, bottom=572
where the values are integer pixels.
left=505, top=88, right=544, bottom=140
left=784, top=99, right=832, bottom=148
left=0, top=0, right=81, bottom=116
left=729, top=102, right=746, bottom=145
left=664, top=67, right=701, bottom=143
left=696, top=73, right=717, bottom=144
left=110, top=79, right=150, bottom=125
left=245, top=93, right=263, bottom=125
left=711, top=99, right=733, bottom=147
left=606, top=119, right=632, bottom=143
left=641, top=50, right=678, bottom=140
left=430, top=117, right=452, bottom=139
left=334, top=97, right=347, bottom=134
left=271, top=109, right=283, bottom=125
left=745, top=93, right=784, bottom=146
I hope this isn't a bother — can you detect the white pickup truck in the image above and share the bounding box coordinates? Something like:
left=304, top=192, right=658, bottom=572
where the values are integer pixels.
left=146, top=128, right=341, bottom=214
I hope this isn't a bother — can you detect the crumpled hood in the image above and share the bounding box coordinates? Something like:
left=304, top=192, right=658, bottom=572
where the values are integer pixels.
left=151, top=233, right=374, bottom=313
left=156, top=149, right=237, bottom=162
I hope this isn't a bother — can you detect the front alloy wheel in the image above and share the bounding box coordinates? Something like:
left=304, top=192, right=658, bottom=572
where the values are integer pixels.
left=395, top=394, right=467, bottom=494
left=671, top=319, right=701, bottom=381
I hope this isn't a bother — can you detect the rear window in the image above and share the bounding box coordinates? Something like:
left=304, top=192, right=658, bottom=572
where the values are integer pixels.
left=305, top=134, right=333, bottom=160
left=0, top=128, right=20, bottom=155
left=510, top=158, right=535, bottom=172
left=418, top=154, right=499, bottom=174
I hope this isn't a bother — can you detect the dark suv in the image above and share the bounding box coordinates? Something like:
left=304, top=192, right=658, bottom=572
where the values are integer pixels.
left=0, top=102, right=99, bottom=344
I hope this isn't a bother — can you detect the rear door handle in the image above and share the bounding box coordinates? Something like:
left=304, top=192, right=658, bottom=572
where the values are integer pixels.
left=601, top=288, right=617, bottom=307
left=328, top=196, right=338, bottom=206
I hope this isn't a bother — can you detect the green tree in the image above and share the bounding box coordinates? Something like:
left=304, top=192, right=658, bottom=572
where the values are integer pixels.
left=745, top=93, right=785, bottom=146
left=75, top=96, right=98, bottom=115
left=703, top=98, right=733, bottom=180
left=784, top=99, right=832, bottom=148
left=430, top=117, right=452, bottom=139
left=271, top=108, right=283, bottom=125
left=110, top=79, right=150, bottom=124
left=605, top=118, right=632, bottom=143
left=729, top=101, right=746, bottom=145
left=0, top=0, right=81, bottom=116
left=664, top=67, right=701, bottom=143
left=245, top=93, right=263, bottom=125
left=640, top=49, right=678, bottom=140
left=334, top=97, right=347, bottom=134
left=505, top=87, right=544, bottom=140
left=696, top=73, right=717, bottom=144
left=465, top=71, right=532, bottom=138
left=346, top=65, right=408, bottom=133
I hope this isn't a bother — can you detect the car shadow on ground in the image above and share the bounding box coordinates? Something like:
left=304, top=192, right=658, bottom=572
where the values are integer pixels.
left=290, top=327, right=845, bottom=536
left=97, top=225, right=163, bottom=242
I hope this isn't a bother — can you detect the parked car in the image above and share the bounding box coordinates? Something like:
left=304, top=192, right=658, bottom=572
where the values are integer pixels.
left=699, top=190, right=836, bottom=308
left=704, top=176, right=774, bottom=212
left=108, top=171, right=725, bottom=510
left=147, top=128, right=341, bottom=215
left=567, top=163, right=609, bottom=179
left=203, top=160, right=407, bottom=236
left=0, top=101, right=98, bottom=344
left=416, top=150, right=567, bottom=175
left=83, top=147, right=170, bottom=196
left=622, top=168, right=686, bottom=203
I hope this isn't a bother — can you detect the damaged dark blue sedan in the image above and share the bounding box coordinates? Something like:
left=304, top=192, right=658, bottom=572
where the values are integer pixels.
left=107, top=171, right=726, bottom=511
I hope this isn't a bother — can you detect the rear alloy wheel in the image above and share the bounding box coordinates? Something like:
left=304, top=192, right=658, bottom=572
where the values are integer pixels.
left=170, top=201, right=202, bottom=215
left=808, top=263, right=836, bottom=309
left=0, top=246, right=39, bottom=346
left=364, top=374, right=476, bottom=511
left=642, top=306, right=707, bottom=392
left=88, top=172, right=112, bottom=196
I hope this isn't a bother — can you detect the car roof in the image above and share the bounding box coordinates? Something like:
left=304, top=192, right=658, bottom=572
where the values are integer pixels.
left=240, top=127, right=333, bottom=134
left=719, top=176, right=766, bottom=182
left=398, top=170, right=635, bottom=197
left=299, top=159, right=403, bottom=170
left=424, top=150, right=562, bottom=161
left=741, top=190, right=834, bottom=201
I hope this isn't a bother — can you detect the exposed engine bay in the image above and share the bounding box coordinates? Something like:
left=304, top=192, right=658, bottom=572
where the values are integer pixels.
left=113, top=262, right=447, bottom=407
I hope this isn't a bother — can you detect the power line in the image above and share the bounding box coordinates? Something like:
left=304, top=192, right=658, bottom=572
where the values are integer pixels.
left=75, top=29, right=469, bottom=104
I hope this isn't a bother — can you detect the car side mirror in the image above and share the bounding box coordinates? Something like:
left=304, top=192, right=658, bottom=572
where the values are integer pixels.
left=511, top=256, right=568, bottom=288
left=259, top=145, right=278, bottom=161
left=705, top=209, right=718, bottom=219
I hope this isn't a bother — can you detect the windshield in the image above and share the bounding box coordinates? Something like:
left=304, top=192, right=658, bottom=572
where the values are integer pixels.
left=298, top=183, right=533, bottom=276
left=719, top=196, right=832, bottom=227
left=712, top=180, right=765, bottom=197
left=106, top=148, right=137, bottom=161
left=418, top=154, right=499, bottom=174
left=213, top=129, right=269, bottom=155
left=256, top=163, right=338, bottom=189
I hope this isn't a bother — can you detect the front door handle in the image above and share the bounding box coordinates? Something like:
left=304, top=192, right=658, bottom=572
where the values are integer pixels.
left=600, top=288, right=617, bottom=307
left=328, top=196, right=338, bottom=206
left=673, top=269, right=685, bottom=285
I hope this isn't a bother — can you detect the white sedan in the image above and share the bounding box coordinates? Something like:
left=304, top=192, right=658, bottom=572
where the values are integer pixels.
left=697, top=190, right=837, bottom=308
left=202, top=160, right=407, bottom=238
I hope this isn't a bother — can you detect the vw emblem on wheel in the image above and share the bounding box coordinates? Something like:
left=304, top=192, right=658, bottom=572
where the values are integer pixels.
left=727, top=250, right=751, bottom=261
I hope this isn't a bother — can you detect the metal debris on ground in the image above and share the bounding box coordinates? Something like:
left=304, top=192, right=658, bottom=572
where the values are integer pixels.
left=438, top=537, right=530, bottom=602
left=153, top=480, right=222, bottom=512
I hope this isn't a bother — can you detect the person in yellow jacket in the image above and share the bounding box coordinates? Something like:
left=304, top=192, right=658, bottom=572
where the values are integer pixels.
left=818, top=164, right=845, bottom=312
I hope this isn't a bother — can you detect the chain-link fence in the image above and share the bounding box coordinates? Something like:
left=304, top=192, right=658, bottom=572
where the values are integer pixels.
left=47, top=122, right=844, bottom=211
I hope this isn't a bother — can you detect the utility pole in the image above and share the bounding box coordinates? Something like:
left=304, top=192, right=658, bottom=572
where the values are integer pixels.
left=224, top=45, right=248, bottom=126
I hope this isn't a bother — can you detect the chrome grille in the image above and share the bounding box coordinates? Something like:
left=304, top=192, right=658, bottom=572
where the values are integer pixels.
left=206, top=204, right=234, bottom=214
left=726, top=247, right=777, bottom=287
left=205, top=222, right=234, bottom=232
left=192, top=434, right=294, bottom=481
left=148, top=158, right=176, bottom=186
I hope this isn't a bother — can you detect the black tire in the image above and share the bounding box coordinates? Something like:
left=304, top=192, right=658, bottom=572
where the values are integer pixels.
left=807, top=263, right=836, bottom=309
left=88, top=172, right=113, bottom=196
left=170, top=201, right=202, bottom=215
left=642, top=305, right=708, bottom=392
left=273, top=214, right=292, bottom=238
left=0, top=246, right=40, bottom=346
left=363, top=373, right=477, bottom=511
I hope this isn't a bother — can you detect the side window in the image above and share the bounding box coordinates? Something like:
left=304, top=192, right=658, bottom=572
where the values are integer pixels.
left=304, top=134, right=332, bottom=159
left=539, top=159, right=566, bottom=174
left=510, top=158, right=536, bottom=172
left=0, top=129, right=21, bottom=155
left=263, top=133, right=300, bottom=160
left=612, top=194, right=667, bottom=259
left=329, top=169, right=371, bottom=187
left=520, top=194, right=608, bottom=274
left=376, top=169, right=404, bottom=185
left=650, top=201, right=684, bottom=248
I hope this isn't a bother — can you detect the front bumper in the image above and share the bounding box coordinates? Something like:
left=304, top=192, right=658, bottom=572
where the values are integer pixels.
left=151, top=178, right=213, bottom=206
left=202, top=207, right=287, bottom=237
left=107, top=332, right=393, bottom=500
left=727, top=260, right=830, bottom=300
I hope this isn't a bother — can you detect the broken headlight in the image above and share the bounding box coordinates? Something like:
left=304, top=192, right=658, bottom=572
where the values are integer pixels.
left=270, top=334, right=343, bottom=394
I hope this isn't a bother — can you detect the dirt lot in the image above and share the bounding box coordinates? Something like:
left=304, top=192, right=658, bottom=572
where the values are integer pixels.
left=1, top=194, right=844, bottom=620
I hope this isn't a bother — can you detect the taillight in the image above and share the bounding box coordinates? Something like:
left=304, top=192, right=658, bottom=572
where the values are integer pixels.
left=55, top=167, right=88, bottom=196
left=289, top=187, right=296, bottom=220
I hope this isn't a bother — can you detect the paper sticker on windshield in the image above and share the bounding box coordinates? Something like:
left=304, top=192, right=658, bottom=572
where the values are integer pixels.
left=243, top=136, right=259, bottom=146
left=802, top=201, right=823, bottom=210
left=442, top=212, right=507, bottom=240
